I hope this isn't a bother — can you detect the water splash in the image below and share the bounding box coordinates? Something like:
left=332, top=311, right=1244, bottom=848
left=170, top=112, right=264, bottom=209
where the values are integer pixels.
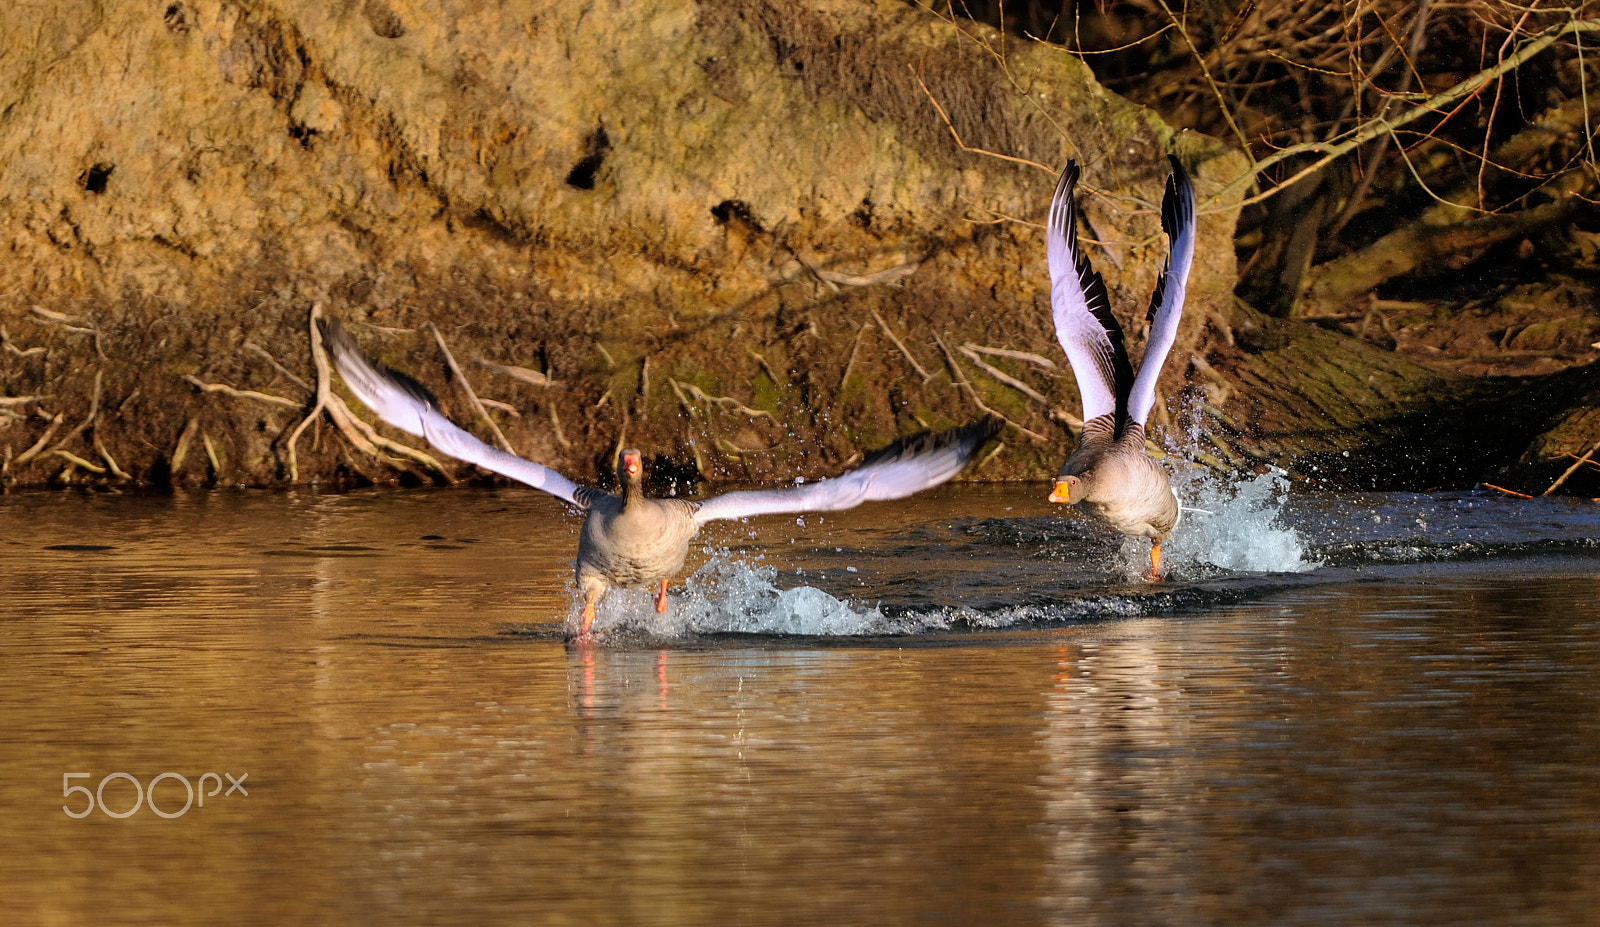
left=581, top=551, right=887, bottom=639
left=1165, top=465, right=1317, bottom=575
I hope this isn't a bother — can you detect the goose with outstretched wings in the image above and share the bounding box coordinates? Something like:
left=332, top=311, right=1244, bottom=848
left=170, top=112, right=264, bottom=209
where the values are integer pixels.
left=320, top=317, right=1001, bottom=640
left=1044, top=156, right=1196, bottom=578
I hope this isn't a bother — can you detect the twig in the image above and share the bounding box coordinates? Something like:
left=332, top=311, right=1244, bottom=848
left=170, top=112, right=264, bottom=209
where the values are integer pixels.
left=1544, top=433, right=1600, bottom=496
left=610, top=406, right=630, bottom=474
left=840, top=322, right=873, bottom=392
left=0, top=395, right=44, bottom=406
left=478, top=398, right=521, bottom=417
left=94, top=432, right=131, bottom=479
left=171, top=417, right=199, bottom=475
left=428, top=322, right=514, bottom=454
left=29, top=306, right=89, bottom=329
left=932, top=333, right=1050, bottom=443
left=183, top=375, right=301, bottom=409
left=1049, top=408, right=1084, bottom=435
left=1155, top=0, right=1256, bottom=163
left=749, top=350, right=784, bottom=385
left=668, top=379, right=773, bottom=419
left=958, top=345, right=1048, bottom=403
left=49, top=449, right=106, bottom=474
left=868, top=308, right=934, bottom=382
left=815, top=261, right=920, bottom=287
left=284, top=306, right=330, bottom=482
left=242, top=342, right=312, bottom=393
left=114, top=388, right=140, bottom=418
left=202, top=431, right=221, bottom=476
left=1188, top=354, right=1233, bottom=405
left=548, top=404, right=572, bottom=450
left=354, top=322, right=416, bottom=336
left=53, top=370, right=101, bottom=450
left=1212, top=18, right=1600, bottom=210
left=961, top=343, right=1056, bottom=370
left=14, top=413, right=64, bottom=465
left=790, top=248, right=840, bottom=293
left=1, top=327, right=45, bottom=358
left=1482, top=482, right=1533, bottom=499
left=478, top=357, right=559, bottom=388
left=910, top=64, right=1055, bottom=175
left=714, top=436, right=753, bottom=460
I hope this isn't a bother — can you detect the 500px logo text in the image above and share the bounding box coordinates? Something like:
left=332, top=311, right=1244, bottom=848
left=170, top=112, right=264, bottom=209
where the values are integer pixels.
left=62, top=772, right=249, bottom=819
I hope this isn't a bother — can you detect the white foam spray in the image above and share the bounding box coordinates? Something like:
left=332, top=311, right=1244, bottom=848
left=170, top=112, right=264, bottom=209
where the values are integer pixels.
left=579, top=551, right=887, bottom=639
left=1164, top=465, right=1317, bottom=574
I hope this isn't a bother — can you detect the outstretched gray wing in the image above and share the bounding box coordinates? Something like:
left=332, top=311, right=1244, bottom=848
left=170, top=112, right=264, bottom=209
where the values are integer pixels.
left=1127, top=155, right=1197, bottom=426
left=320, top=317, right=588, bottom=508
left=691, top=418, right=1001, bottom=524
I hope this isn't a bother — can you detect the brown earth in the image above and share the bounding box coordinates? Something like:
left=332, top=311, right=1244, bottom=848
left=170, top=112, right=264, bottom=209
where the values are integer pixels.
left=0, top=0, right=1594, bottom=496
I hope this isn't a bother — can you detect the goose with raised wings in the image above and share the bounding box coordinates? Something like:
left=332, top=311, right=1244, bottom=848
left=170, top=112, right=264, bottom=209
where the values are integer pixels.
left=1044, top=156, right=1196, bottom=578
left=320, top=317, right=1000, bottom=640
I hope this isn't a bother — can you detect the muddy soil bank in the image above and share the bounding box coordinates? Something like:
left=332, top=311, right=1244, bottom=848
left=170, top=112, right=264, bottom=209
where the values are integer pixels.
left=0, top=0, right=1593, bottom=495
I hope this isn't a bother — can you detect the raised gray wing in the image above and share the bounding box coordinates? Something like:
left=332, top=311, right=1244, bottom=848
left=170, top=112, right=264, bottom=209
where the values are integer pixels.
left=1127, top=155, right=1197, bottom=426
left=319, top=317, right=588, bottom=508
left=1047, top=161, right=1134, bottom=426
left=691, top=417, right=1001, bottom=524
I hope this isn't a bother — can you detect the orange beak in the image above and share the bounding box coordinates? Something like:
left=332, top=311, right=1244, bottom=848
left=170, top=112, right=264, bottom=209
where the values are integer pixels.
left=623, top=454, right=641, bottom=477
left=1048, top=477, right=1076, bottom=504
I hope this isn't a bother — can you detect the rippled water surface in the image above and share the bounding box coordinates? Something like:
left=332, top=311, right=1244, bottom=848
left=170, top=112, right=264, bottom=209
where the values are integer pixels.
left=2, top=483, right=1599, bottom=925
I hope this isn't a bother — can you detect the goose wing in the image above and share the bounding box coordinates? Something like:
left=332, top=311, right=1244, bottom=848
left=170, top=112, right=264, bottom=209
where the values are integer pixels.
left=320, top=317, right=591, bottom=509
left=1127, top=155, right=1197, bottom=426
left=691, top=418, right=1001, bottom=524
left=1047, top=161, right=1135, bottom=426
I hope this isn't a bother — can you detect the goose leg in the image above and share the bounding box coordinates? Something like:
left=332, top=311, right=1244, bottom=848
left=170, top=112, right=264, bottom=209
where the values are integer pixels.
left=576, top=577, right=606, bottom=640
left=655, top=578, right=669, bottom=614
left=1145, top=541, right=1164, bottom=582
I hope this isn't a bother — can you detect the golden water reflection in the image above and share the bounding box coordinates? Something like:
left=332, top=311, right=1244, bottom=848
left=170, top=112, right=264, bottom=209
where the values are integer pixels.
left=0, top=490, right=1597, bottom=924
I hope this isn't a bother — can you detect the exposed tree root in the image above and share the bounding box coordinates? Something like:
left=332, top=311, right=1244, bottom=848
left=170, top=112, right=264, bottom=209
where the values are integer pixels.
left=286, top=304, right=450, bottom=483
left=183, top=375, right=300, bottom=409
left=668, top=379, right=773, bottom=419
left=933, top=333, right=1050, bottom=443
left=869, top=308, right=935, bottom=382
left=477, top=357, right=559, bottom=389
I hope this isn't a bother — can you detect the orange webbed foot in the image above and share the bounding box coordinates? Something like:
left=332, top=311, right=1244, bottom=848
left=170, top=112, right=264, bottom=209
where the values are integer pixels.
left=571, top=594, right=600, bottom=643
left=655, top=578, right=669, bottom=614
left=1143, top=542, right=1165, bottom=583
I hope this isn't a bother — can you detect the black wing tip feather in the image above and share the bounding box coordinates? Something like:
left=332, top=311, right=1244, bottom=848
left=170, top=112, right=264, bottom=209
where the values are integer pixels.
left=1145, top=156, right=1197, bottom=324
left=857, top=416, right=1003, bottom=470
left=319, top=315, right=443, bottom=410
left=1161, top=155, right=1195, bottom=238
left=1051, top=162, right=1125, bottom=343
left=1053, top=160, right=1080, bottom=200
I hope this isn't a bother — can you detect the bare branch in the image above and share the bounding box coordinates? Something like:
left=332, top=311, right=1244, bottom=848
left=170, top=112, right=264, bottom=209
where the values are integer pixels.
left=183, top=375, right=301, bottom=409
left=910, top=63, right=1056, bottom=175
left=429, top=322, right=514, bottom=454
left=478, top=357, right=559, bottom=388
left=869, top=308, right=935, bottom=382
left=933, top=333, right=1050, bottom=443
